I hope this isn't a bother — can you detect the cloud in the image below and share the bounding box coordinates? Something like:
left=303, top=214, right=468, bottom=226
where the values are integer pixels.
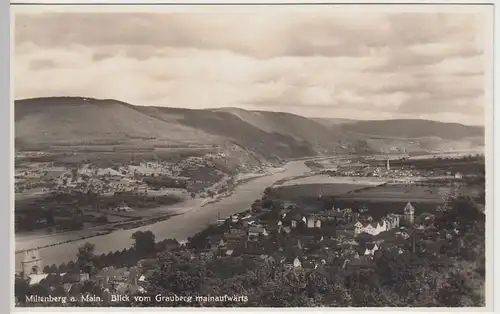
left=13, top=7, right=490, bottom=126
left=29, top=59, right=56, bottom=70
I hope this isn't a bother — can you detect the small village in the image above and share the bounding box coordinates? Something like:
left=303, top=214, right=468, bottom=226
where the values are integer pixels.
left=15, top=151, right=236, bottom=198
left=14, top=151, right=265, bottom=233
left=325, top=159, right=465, bottom=182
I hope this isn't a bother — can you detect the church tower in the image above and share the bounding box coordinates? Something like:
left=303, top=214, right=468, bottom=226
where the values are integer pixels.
left=404, top=202, right=415, bottom=224
left=22, top=249, right=43, bottom=279
left=386, top=159, right=391, bottom=171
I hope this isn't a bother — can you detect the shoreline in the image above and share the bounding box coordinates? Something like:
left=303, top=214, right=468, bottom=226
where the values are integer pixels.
left=15, top=166, right=287, bottom=254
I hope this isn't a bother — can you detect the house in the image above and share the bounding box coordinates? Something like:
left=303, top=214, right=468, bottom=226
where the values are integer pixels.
left=385, top=214, right=400, bottom=229
left=95, top=267, right=124, bottom=288
left=283, top=256, right=302, bottom=269
left=348, top=255, right=375, bottom=271
left=138, top=269, right=155, bottom=284
left=396, top=231, right=410, bottom=240
left=79, top=273, right=90, bottom=282
left=454, top=172, right=463, bottom=179
left=156, top=239, right=180, bottom=251
left=229, top=228, right=246, bottom=236
left=364, top=243, right=379, bottom=256
left=354, top=220, right=388, bottom=236
left=217, top=238, right=226, bottom=248
left=302, top=260, right=318, bottom=270
left=248, top=227, right=268, bottom=237
left=242, top=240, right=266, bottom=256
left=288, top=213, right=304, bottom=228
left=137, top=259, right=157, bottom=270
left=61, top=272, right=82, bottom=284
left=27, top=273, right=49, bottom=286
left=225, top=232, right=245, bottom=248
left=199, top=251, right=214, bottom=259
left=354, top=221, right=363, bottom=234
left=278, top=225, right=292, bottom=234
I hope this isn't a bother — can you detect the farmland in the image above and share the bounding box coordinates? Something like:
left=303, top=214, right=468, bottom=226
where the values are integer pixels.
left=338, top=183, right=448, bottom=202
left=275, top=174, right=386, bottom=187
left=271, top=183, right=374, bottom=199
left=338, top=182, right=482, bottom=202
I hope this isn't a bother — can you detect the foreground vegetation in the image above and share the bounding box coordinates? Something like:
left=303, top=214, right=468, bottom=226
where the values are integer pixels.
left=15, top=190, right=485, bottom=307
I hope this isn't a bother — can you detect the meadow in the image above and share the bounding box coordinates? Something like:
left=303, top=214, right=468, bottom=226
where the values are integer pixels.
left=276, top=174, right=386, bottom=187
left=272, top=183, right=373, bottom=199
left=339, top=183, right=449, bottom=202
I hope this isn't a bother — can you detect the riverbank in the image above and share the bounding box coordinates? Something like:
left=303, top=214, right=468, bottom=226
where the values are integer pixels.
left=201, top=166, right=286, bottom=207
left=14, top=159, right=312, bottom=272
left=15, top=212, right=180, bottom=254
left=14, top=165, right=288, bottom=256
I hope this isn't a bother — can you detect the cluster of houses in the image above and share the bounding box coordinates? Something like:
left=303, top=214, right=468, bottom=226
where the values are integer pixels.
left=353, top=202, right=414, bottom=236
left=47, top=152, right=241, bottom=198
left=199, top=199, right=423, bottom=272
left=18, top=196, right=454, bottom=305
left=18, top=249, right=159, bottom=304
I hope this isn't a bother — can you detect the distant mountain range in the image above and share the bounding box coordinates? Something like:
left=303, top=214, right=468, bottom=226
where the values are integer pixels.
left=15, top=97, right=484, bottom=160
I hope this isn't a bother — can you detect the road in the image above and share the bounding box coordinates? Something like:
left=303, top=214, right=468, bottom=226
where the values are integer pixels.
left=15, top=159, right=312, bottom=271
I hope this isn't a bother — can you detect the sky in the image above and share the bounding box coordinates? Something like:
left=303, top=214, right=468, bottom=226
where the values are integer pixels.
left=13, top=5, right=492, bottom=126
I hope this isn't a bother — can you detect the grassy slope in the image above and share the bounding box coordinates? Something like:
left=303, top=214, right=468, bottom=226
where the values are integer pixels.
left=15, top=97, right=223, bottom=148
left=15, top=97, right=484, bottom=158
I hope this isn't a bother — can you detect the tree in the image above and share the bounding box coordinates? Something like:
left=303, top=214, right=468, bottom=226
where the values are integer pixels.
left=436, top=196, right=484, bottom=234
left=77, top=242, right=97, bottom=275
left=67, top=260, right=77, bottom=273
left=264, top=187, right=273, bottom=195
left=14, top=277, right=30, bottom=304
left=355, top=233, right=375, bottom=247
left=131, top=230, right=156, bottom=256
left=49, top=264, right=58, bottom=274
left=58, top=262, right=67, bottom=273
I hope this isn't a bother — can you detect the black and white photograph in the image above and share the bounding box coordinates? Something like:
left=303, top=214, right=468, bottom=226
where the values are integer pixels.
left=12, top=2, right=492, bottom=309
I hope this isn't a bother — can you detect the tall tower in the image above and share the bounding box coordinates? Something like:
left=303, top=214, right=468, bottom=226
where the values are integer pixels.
left=22, top=249, right=43, bottom=279
left=404, top=202, right=415, bottom=224
left=386, top=159, right=391, bottom=171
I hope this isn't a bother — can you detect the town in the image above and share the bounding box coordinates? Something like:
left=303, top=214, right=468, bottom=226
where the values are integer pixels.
left=14, top=154, right=486, bottom=307
left=15, top=148, right=273, bottom=237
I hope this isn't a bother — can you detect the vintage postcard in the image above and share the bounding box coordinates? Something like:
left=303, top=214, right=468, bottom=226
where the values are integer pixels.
left=11, top=2, right=493, bottom=310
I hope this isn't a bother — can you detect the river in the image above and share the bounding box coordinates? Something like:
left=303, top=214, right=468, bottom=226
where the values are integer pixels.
left=15, top=159, right=311, bottom=272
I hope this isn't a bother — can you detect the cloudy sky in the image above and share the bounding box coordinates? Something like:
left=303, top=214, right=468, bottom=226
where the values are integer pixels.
left=13, top=5, right=491, bottom=125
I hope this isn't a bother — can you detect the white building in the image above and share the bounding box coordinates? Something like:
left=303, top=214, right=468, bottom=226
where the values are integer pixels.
left=404, top=202, right=415, bottom=224
left=354, top=220, right=388, bottom=236
left=364, top=243, right=379, bottom=256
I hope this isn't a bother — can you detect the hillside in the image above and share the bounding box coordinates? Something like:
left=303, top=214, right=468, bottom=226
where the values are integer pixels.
left=15, top=97, right=223, bottom=148
left=337, top=119, right=484, bottom=141
left=14, top=97, right=484, bottom=160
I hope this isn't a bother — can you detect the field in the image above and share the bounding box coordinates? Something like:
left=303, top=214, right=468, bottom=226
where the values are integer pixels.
left=338, top=184, right=449, bottom=202
left=276, top=175, right=386, bottom=187
left=16, top=228, right=106, bottom=252
left=16, top=146, right=215, bottom=168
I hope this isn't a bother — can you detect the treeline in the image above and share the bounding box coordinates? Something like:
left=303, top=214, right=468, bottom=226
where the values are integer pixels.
left=142, top=176, right=187, bottom=189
